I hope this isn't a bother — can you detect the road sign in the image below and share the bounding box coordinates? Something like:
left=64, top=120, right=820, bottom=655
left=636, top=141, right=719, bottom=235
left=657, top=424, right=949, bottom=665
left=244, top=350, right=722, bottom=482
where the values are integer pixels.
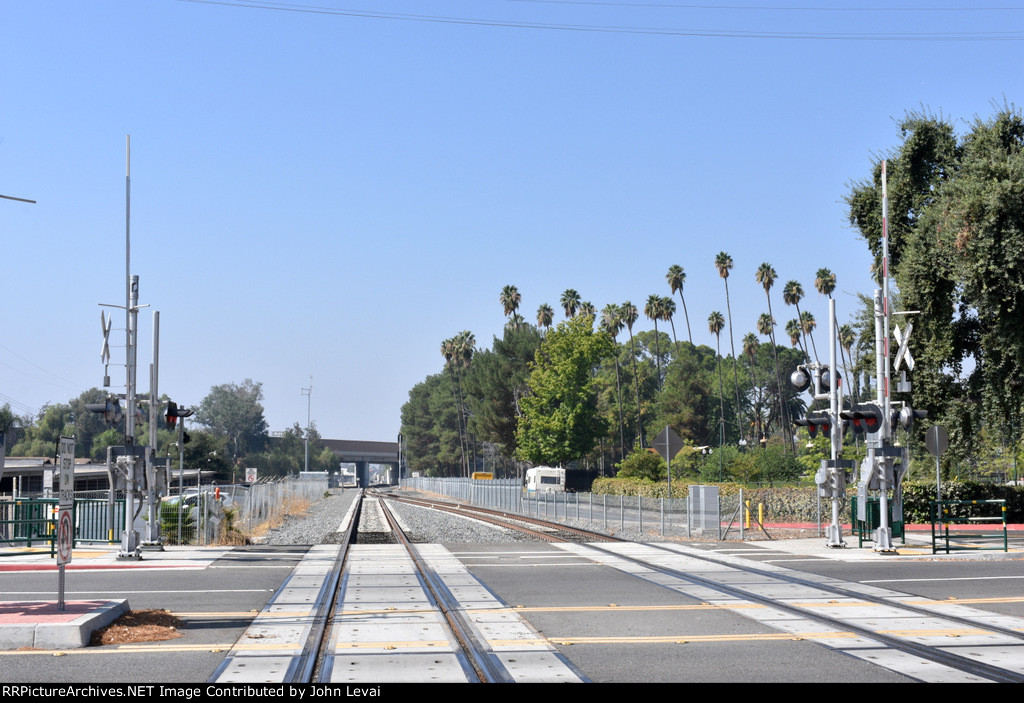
left=653, top=426, right=684, bottom=464
left=57, top=508, right=73, bottom=565
left=925, top=425, right=949, bottom=458
left=894, top=321, right=915, bottom=372
left=245, top=467, right=257, bottom=483
left=58, top=436, right=75, bottom=507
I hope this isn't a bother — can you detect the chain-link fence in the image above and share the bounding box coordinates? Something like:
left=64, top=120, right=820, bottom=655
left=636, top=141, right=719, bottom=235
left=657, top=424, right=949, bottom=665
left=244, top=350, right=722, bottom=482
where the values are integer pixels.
left=1, top=475, right=330, bottom=548
left=399, top=477, right=776, bottom=540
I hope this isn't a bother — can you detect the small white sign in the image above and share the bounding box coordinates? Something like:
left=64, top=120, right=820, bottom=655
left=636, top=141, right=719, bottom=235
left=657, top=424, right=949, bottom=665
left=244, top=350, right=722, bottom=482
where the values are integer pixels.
left=58, top=436, right=75, bottom=507
left=245, top=467, right=257, bottom=483
left=57, top=508, right=73, bottom=565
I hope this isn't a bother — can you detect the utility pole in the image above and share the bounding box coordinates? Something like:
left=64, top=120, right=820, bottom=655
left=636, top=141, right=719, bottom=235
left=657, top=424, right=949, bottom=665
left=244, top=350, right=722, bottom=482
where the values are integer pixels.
left=302, top=376, right=312, bottom=474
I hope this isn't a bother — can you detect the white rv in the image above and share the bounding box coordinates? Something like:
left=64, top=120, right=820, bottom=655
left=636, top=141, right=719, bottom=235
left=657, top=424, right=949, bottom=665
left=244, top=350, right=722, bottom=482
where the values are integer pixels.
left=525, top=466, right=565, bottom=494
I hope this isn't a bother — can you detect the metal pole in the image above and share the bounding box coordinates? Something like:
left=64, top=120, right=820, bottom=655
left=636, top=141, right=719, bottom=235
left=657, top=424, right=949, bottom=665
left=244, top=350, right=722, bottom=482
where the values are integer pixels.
left=302, top=376, right=312, bottom=474
left=826, top=298, right=845, bottom=547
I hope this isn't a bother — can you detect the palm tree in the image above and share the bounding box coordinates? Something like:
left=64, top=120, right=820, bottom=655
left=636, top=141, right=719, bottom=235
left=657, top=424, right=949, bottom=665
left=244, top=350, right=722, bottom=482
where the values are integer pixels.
left=799, top=311, right=817, bottom=347
left=786, top=319, right=804, bottom=350
left=536, top=303, right=554, bottom=335
left=666, top=264, right=692, bottom=344
left=815, top=268, right=837, bottom=299
left=645, top=294, right=665, bottom=389
left=755, top=262, right=792, bottom=451
left=838, top=323, right=856, bottom=406
left=441, top=334, right=472, bottom=476
left=560, top=289, right=581, bottom=319
left=660, top=296, right=679, bottom=353
left=455, top=331, right=476, bottom=475
left=743, top=332, right=761, bottom=442
left=715, top=252, right=744, bottom=442
left=578, top=301, right=596, bottom=319
left=601, top=303, right=627, bottom=460
left=504, top=312, right=525, bottom=332
left=621, top=300, right=645, bottom=448
left=782, top=280, right=814, bottom=363
left=708, top=311, right=726, bottom=462
left=499, top=284, right=521, bottom=318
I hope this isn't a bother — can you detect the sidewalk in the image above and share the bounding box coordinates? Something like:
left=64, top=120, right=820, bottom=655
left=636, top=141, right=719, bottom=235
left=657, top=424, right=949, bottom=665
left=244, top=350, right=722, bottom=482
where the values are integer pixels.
left=0, top=544, right=232, bottom=649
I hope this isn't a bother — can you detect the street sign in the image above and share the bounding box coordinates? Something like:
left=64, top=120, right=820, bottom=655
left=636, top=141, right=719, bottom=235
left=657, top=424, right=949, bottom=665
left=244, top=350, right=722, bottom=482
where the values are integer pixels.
left=925, top=425, right=949, bottom=458
left=58, top=436, right=75, bottom=507
left=245, top=467, right=258, bottom=483
left=653, top=426, right=684, bottom=464
left=57, top=508, right=73, bottom=565
left=894, top=321, right=916, bottom=372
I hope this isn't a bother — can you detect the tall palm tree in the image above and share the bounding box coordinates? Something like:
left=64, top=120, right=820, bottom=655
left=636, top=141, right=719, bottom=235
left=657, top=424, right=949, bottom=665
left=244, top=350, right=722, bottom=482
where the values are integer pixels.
left=536, top=303, right=554, bottom=335
left=782, top=280, right=814, bottom=363
left=504, top=312, right=525, bottom=332
left=815, top=268, right=837, bottom=299
left=708, top=311, right=726, bottom=457
left=838, top=323, right=856, bottom=407
left=660, top=295, right=679, bottom=353
left=601, top=303, right=627, bottom=460
left=786, top=319, right=804, bottom=350
left=755, top=262, right=792, bottom=451
left=455, top=331, right=476, bottom=475
left=644, top=294, right=665, bottom=389
left=743, top=332, right=761, bottom=442
left=441, top=335, right=470, bottom=475
left=666, top=264, right=692, bottom=344
left=578, top=301, right=596, bottom=319
left=499, top=284, right=521, bottom=318
left=560, top=289, right=581, bottom=319
left=621, top=300, right=645, bottom=448
left=715, top=252, right=744, bottom=442
left=799, top=311, right=817, bottom=348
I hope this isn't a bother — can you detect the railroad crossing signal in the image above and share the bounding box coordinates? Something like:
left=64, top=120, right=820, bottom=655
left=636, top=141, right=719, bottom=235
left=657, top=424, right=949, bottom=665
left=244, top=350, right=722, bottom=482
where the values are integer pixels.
left=893, top=321, right=915, bottom=372
left=85, top=396, right=123, bottom=426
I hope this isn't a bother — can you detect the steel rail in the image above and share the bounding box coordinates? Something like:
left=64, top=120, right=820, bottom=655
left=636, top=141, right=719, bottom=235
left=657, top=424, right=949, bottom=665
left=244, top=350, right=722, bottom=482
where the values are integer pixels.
left=291, top=489, right=361, bottom=683
left=647, top=540, right=1024, bottom=645
left=375, top=495, right=514, bottom=683
left=574, top=540, right=1024, bottom=683
left=384, top=492, right=620, bottom=543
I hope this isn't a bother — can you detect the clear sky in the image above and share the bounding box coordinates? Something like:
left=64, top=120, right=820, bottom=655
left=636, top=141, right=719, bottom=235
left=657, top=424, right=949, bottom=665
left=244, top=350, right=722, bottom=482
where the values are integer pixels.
left=1, top=1, right=1021, bottom=442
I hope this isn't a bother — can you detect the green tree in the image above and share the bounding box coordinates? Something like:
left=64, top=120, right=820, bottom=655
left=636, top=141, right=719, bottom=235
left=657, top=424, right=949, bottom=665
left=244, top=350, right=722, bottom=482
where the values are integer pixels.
left=515, top=314, right=614, bottom=466
left=847, top=106, right=1024, bottom=463
left=194, top=379, right=269, bottom=463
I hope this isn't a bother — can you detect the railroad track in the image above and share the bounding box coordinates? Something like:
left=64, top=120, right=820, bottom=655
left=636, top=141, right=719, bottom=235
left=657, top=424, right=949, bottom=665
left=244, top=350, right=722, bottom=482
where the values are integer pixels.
left=214, top=489, right=1024, bottom=683
left=372, top=490, right=1024, bottom=683
left=379, top=489, right=621, bottom=543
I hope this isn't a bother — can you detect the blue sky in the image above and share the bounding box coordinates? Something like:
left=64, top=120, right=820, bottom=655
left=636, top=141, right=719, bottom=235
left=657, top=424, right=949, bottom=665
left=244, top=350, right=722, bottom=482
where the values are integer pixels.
left=1, top=1, right=1021, bottom=442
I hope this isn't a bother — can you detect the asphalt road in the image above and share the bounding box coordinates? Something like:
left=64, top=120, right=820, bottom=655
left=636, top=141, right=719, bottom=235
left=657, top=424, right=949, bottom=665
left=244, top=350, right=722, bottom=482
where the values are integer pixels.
left=1, top=538, right=1021, bottom=684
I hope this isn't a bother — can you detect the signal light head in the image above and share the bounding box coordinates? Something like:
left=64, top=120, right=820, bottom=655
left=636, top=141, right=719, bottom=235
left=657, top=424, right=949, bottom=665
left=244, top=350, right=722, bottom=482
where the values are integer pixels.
left=791, top=366, right=811, bottom=393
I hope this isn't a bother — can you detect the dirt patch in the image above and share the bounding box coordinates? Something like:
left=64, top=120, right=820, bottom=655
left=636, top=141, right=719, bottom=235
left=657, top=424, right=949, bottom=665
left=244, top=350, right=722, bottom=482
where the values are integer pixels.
left=89, top=609, right=184, bottom=646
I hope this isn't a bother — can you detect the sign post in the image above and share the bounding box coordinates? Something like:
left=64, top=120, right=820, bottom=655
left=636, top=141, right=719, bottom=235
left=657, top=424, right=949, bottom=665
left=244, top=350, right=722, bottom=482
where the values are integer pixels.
left=653, top=426, right=684, bottom=499
left=57, top=436, right=76, bottom=611
left=925, top=425, right=949, bottom=503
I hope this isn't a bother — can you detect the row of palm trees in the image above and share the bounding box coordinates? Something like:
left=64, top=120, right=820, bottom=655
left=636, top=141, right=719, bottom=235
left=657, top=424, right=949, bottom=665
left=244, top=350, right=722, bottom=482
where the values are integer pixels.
left=490, top=258, right=852, bottom=462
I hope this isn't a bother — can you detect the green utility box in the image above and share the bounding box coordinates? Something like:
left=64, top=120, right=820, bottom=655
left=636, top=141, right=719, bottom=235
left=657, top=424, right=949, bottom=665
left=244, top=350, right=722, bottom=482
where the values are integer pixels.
left=851, top=496, right=905, bottom=547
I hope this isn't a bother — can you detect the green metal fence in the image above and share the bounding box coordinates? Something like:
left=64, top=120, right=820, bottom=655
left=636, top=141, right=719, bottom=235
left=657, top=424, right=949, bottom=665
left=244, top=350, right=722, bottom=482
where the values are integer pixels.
left=929, top=499, right=1008, bottom=554
left=0, top=497, right=126, bottom=553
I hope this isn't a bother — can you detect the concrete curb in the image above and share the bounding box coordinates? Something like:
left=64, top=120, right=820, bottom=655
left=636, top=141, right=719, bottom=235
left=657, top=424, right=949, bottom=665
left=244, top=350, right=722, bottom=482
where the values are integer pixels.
left=0, top=599, right=130, bottom=650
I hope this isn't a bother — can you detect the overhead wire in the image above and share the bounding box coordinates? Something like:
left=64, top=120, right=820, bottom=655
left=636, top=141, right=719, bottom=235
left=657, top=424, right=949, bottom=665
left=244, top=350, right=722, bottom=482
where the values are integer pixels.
left=174, top=0, right=1024, bottom=39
